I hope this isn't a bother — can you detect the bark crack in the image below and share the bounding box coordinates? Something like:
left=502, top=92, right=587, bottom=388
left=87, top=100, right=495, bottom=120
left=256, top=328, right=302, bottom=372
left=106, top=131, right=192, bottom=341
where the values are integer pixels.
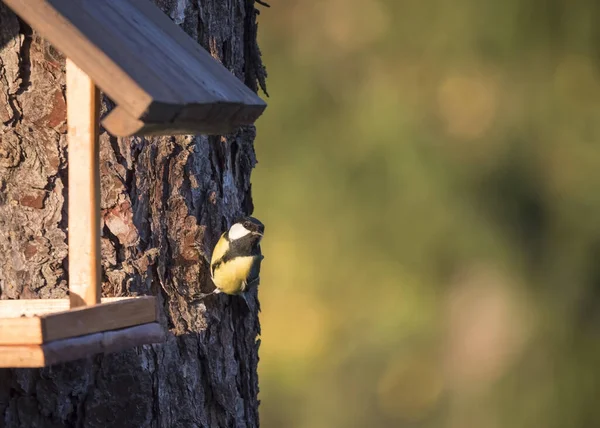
left=243, top=0, right=268, bottom=95
left=15, top=19, right=32, bottom=97
left=2, top=19, right=32, bottom=126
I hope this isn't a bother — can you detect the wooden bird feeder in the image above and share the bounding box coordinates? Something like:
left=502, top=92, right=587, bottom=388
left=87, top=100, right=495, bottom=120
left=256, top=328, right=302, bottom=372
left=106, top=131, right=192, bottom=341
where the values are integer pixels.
left=0, top=0, right=266, bottom=367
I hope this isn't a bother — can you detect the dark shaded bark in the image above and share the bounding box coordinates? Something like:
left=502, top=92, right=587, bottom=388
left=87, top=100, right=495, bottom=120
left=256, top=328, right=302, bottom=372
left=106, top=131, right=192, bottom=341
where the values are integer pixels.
left=0, top=1, right=267, bottom=427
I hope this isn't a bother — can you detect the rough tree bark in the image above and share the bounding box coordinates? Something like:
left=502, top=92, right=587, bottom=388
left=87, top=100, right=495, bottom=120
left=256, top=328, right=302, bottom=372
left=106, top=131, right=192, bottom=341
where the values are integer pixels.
left=0, top=1, right=267, bottom=427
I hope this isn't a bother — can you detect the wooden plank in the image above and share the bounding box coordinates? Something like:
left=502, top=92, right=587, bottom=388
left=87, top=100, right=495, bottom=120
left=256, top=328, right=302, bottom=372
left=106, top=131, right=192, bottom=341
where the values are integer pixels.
left=0, top=323, right=165, bottom=368
left=0, top=297, right=147, bottom=318
left=120, top=0, right=267, bottom=127
left=43, top=296, right=158, bottom=343
left=90, top=0, right=215, bottom=105
left=102, top=106, right=238, bottom=137
left=0, top=317, right=43, bottom=346
left=67, top=59, right=101, bottom=308
left=89, top=0, right=266, bottom=131
left=44, top=322, right=165, bottom=366
left=0, top=345, right=46, bottom=368
left=0, top=296, right=157, bottom=345
left=102, top=101, right=265, bottom=137
left=126, top=0, right=266, bottom=106
left=0, top=300, right=70, bottom=318
left=174, top=102, right=243, bottom=127
left=97, top=0, right=266, bottom=107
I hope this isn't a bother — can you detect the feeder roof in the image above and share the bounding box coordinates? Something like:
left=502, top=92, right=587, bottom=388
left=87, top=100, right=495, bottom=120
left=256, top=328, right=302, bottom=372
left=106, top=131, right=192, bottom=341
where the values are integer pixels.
left=3, top=0, right=266, bottom=136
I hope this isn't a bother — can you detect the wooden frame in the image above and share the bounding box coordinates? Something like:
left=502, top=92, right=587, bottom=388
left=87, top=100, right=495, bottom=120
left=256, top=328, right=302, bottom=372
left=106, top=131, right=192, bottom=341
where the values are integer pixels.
left=2, top=0, right=267, bottom=136
left=0, top=0, right=267, bottom=368
left=0, top=59, right=164, bottom=368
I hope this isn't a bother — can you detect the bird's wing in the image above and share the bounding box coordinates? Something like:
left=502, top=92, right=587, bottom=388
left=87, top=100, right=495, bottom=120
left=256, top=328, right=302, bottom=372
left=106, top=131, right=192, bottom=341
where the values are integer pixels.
left=245, top=254, right=263, bottom=289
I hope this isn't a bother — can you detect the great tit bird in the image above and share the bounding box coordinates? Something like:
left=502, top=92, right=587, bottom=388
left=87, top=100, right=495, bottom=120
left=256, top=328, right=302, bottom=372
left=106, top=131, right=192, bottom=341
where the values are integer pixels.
left=194, top=216, right=264, bottom=300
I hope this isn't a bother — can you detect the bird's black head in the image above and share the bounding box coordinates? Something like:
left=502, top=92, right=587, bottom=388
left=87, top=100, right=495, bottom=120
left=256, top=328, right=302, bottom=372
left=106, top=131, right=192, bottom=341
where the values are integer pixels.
left=228, top=216, right=265, bottom=241
left=240, top=216, right=264, bottom=236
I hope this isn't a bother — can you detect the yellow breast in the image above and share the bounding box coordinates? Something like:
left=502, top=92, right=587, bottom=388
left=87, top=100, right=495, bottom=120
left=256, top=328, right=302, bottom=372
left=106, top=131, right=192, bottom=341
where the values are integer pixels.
left=212, top=256, right=256, bottom=295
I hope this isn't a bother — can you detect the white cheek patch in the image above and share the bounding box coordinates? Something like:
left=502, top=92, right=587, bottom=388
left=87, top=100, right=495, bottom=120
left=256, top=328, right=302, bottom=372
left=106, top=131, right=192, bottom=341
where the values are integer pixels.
left=228, top=222, right=251, bottom=240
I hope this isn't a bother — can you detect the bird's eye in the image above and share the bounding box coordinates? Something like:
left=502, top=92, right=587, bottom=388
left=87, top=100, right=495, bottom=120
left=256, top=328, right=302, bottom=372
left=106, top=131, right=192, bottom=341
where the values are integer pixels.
left=243, top=222, right=251, bottom=229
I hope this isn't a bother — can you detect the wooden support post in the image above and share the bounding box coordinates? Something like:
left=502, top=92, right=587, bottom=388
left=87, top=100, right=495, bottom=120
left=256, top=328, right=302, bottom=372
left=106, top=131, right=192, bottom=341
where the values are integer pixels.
left=67, top=59, right=101, bottom=308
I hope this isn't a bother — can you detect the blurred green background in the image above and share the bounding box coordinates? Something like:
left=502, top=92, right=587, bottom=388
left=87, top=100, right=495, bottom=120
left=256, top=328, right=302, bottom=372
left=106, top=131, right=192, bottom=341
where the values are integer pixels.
left=252, top=1, right=600, bottom=427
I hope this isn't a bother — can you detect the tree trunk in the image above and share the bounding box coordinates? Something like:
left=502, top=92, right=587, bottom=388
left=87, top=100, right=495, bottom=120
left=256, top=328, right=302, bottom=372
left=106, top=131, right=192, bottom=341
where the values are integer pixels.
left=0, top=1, right=267, bottom=427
